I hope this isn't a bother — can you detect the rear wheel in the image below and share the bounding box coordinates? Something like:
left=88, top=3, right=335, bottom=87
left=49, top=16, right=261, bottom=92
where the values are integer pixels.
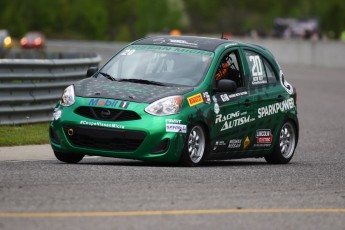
left=265, top=121, right=297, bottom=164
left=54, top=150, right=85, bottom=164
left=180, top=124, right=206, bottom=167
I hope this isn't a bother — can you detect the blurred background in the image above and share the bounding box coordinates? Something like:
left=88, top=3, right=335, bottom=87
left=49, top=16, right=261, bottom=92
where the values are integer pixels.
left=1, top=0, right=345, bottom=43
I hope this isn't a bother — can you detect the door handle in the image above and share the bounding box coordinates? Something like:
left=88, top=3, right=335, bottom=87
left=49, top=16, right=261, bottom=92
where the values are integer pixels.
left=244, top=99, right=251, bottom=106
left=277, top=95, right=285, bottom=102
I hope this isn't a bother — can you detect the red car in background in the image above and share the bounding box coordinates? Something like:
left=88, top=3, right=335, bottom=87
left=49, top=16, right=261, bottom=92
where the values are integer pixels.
left=20, top=32, right=46, bottom=49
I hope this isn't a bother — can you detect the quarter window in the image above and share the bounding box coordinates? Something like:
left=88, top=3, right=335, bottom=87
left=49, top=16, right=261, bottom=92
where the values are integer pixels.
left=263, top=59, right=277, bottom=84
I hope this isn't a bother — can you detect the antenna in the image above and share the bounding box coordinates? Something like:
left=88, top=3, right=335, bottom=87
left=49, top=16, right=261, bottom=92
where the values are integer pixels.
left=221, top=32, right=228, bottom=40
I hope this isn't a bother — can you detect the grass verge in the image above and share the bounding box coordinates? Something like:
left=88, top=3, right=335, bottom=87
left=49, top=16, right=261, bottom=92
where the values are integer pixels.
left=0, top=122, right=50, bottom=146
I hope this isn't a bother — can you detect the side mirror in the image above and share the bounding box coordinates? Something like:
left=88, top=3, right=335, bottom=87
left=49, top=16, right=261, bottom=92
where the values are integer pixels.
left=86, top=67, right=98, bottom=77
left=214, top=79, right=237, bottom=93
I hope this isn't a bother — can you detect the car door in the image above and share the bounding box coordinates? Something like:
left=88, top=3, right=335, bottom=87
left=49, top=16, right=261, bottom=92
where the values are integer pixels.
left=209, top=49, right=255, bottom=157
left=243, top=49, right=287, bottom=152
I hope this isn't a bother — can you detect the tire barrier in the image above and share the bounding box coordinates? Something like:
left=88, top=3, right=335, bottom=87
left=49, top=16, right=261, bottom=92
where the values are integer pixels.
left=0, top=51, right=101, bottom=125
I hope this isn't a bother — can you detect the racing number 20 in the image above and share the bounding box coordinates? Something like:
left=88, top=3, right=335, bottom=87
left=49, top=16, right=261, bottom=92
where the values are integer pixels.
left=249, top=55, right=263, bottom=77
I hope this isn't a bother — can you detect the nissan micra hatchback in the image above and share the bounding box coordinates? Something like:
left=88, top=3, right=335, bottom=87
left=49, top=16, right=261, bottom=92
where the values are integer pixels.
left=50, top=36, right=298, bottom=166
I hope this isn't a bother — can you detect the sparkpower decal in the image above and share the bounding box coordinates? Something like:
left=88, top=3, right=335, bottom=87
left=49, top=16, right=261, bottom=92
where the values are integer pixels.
left=258, top=98, right=294, bottom=119
left=187, top=93, right=204, bottom=106
left=80, top=120, right=124, bottom=129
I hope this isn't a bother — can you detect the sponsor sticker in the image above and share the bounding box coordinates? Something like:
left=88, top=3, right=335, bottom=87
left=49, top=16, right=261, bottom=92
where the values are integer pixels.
left=166, top=124, right=187, bottom=133
left=119, top=101, right=130, bottom=109
left=202, top=92, right=211, bottom=104
left=168, top=39, right=198, bottom=47
left=243, top=136, right=250, bottom=149
left=89, top=98, right=119, bottom=107
left=219, top=91, right=248, bottom=103
left=187, top=93, right=204, bottom=106
left=254, top=129, right=272, bottom=147
left=80, top=120, right=124, bottom=129
left=228, top=139, right=241, bottom=149
left=256, top=129, right=272, bottom=144
left=166, top=119, right=186, bottom=133
left=280, top=70, right=294, bottom=94
left=212, top=96, right=220, bottom=114
left=252, top=76, right=267, bottom=85
left=213, top=141, right=227, bottom=151
left=88, top=98, right=130, bottom=109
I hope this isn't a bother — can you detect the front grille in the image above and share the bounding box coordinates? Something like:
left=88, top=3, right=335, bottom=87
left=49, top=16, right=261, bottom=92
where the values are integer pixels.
left=63, top=125, right=146, bottom=151
left=75, top=106, right=141, bottom=121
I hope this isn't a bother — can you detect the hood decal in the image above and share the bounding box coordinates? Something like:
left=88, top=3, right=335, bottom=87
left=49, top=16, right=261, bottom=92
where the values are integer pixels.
left=74, top=78, right=194, bottom=103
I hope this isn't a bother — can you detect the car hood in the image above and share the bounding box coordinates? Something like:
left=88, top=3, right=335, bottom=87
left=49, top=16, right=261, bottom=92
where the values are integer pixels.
left=74, top=77, right=194, bottom=103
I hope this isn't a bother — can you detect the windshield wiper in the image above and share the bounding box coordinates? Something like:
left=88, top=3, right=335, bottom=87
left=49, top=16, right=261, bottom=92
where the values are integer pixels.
left=98, top=72, right=118, bottom=81
left=119, top=78, right=166, bottom=86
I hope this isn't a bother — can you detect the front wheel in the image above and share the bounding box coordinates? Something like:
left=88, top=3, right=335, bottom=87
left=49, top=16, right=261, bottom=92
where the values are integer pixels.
left=180, top=124, right=207, bottom=167
left=54, top=150, right=85, bottom=164
left=265, top=121, right=297, bottom=164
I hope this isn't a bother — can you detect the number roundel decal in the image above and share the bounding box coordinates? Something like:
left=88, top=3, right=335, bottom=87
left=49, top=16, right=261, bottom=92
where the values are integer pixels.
left=249, top=55, right=263, bottom=77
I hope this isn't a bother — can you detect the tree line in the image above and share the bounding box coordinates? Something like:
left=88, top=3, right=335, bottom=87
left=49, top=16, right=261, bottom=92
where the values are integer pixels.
left=1, top=0, right=344, bottom=41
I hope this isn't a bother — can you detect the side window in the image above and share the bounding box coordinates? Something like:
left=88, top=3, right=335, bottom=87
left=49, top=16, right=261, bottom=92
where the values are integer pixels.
left=244, top=50, right=278, bottom=85
left=214, top=50, right=244, bottom=89
left=244, top=50, right=267, bottom=86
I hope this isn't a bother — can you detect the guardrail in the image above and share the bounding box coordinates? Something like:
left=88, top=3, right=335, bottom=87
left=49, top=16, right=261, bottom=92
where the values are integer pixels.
left=0, top=52, right=101, bottom=125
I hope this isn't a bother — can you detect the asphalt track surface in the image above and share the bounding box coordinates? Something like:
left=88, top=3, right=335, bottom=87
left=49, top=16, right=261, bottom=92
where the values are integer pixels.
left=0, top=43, right=345, bottom=230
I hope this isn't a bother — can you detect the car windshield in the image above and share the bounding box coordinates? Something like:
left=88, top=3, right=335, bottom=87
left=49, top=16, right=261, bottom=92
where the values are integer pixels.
left=100, top=45, right=214, bottom=87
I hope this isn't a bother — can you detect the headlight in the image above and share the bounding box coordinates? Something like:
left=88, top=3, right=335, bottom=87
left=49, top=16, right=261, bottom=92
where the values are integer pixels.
left=60, top=85, right=75, bottom=106
left=145, top=96, right=183, bottom=116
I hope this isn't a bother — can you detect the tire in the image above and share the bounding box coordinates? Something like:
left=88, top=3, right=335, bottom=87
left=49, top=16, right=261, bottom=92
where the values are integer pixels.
left=180, top=124, right=207, bottom=167
left=265, top=121, right=297, bottom=164
left=54, top=150, right=85, bottom=164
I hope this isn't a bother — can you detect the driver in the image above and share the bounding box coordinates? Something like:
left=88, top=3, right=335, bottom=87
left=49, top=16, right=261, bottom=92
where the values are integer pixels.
left=215, top=54, right=241, bottom=86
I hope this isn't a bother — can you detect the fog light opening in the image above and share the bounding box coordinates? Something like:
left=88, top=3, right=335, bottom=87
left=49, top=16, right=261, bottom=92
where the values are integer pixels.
left=152, top=139, right=170, bottom=154
left=68, top=128, right=74, bottom=136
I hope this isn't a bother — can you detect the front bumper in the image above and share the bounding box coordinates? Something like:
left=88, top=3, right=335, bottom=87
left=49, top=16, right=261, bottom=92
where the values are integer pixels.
left=49, top=100, right=187, bottom=163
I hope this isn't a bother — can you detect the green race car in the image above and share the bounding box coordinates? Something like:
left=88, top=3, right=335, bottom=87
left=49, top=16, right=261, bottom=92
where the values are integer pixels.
left=50, top=35, right=298, bottom=166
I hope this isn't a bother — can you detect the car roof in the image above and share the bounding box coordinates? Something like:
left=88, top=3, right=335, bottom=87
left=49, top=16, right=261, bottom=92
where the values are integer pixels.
left=133, top=35, right=234, bottom=52
left=132, top=35, right=277, bottom=63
